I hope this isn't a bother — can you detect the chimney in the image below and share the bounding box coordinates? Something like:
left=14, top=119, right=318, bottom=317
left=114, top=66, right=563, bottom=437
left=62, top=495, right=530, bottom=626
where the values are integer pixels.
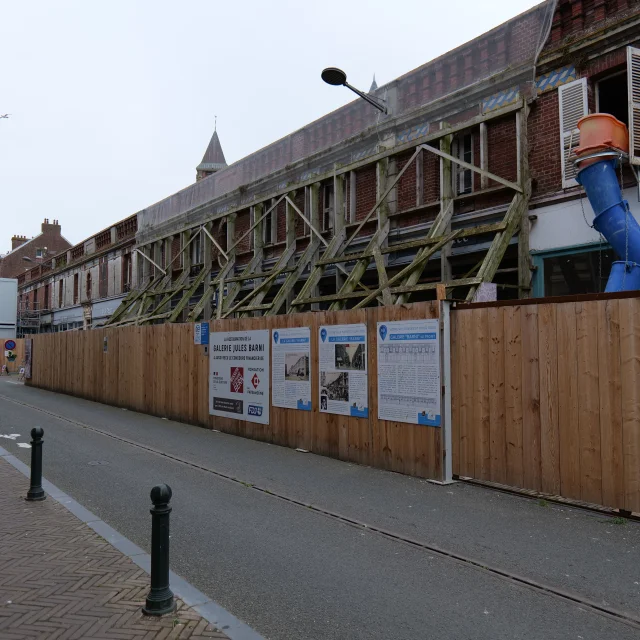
left=41, top=218, right=61, bottom=234
left=11, top=235, right=27, bottom=250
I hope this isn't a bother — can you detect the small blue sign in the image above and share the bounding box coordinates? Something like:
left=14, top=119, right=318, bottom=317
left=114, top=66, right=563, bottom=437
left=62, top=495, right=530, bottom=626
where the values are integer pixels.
left=273, top=331, right=279, bottom=344
left=320, top=328, right=327, bottom=342
left=194, top=322, right=209, bottom=345
left=379, top=325, right=387, bottom=341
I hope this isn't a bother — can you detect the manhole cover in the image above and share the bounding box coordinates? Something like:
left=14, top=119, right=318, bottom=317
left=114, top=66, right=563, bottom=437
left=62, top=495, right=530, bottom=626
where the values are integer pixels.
left=88, top=461, right=110, bottom=466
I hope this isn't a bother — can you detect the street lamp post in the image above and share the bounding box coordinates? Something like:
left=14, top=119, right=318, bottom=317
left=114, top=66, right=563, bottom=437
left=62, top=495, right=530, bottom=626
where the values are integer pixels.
left=321, top=67, right=388, bottom=114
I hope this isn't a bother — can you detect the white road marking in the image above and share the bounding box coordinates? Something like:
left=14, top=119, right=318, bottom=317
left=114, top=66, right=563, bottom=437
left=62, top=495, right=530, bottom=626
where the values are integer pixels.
left=16, top=443, right=31, bottom=448
left=0, top=434, right=21, bottom=440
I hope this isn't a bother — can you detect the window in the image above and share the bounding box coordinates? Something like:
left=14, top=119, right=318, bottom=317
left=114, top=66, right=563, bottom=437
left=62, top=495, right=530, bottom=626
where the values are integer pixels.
left=191, top=232, right=203, bottom=265
left=73, top=274, right=79, bottom=304
left=535, top=246, right=617, bottom=297
left=323, top=184, right=334, bottom=231
left=86, top=272, right=92, bottom=300
left=596, top=71, right=628, bottom=126
left=35, top=248, right=43, bottom=258
left=58, top=280, right=63, bottom=308
left=264, top=208, right=273, bottom=245
left=122, top=252, right=132, bottom=292
left=558, top=78, right=588, bottom=188
left=454, top=133, right=473, bottom=195
left=44, top=284, right=50, bottom=310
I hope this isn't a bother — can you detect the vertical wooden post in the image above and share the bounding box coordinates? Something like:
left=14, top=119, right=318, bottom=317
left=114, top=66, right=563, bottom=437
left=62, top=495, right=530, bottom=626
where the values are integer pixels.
left=285, top=194, right=297, bottom=311
left=416, top=149, right=424, bottom=206
left=349, top=171, right=357, bottom=224
left=517, top=103, right=531, bottom=299
left=309, top=183, right=321, bottom=310
left=181, top=230, right=191, bottom=274
left=440, top=134, right=454, bottom=282
left=202, top=223, right=213, bottom=321
left=480, top=122, right=488, bottom=190
left=376, top=158, right=390, bottom=249
left=334, top=174, right=346, bottom=293
left=252, top=203, right=264, bottom=317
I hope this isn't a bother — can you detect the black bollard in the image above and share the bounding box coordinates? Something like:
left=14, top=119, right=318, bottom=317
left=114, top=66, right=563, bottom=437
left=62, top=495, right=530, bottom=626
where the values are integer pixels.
left=142, top=484, right=176, bottom=616
left=26, top=427, right=45, bottom=502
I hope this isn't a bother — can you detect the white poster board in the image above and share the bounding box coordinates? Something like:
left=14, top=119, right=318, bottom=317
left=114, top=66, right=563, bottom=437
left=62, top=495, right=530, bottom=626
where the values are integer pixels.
left=209, top=329, right=270, bottom=424
left=272, top=327, right=311, bottom=411
left=377, top=319, right=441, bottom=426
left=318, top=323, right=368, bottom=418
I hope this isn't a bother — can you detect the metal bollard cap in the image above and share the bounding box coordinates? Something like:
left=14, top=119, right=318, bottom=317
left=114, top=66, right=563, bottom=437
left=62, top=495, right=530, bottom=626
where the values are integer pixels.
left=150, top=484, right=172, bottom=505
left=31, top=427, right=44, bottom=440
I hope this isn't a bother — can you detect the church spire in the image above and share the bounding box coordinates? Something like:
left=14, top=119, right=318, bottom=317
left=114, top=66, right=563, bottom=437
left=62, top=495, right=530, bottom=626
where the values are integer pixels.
left=369, top=74, right=378, bottom=93
left=196, top=119, right=227, bottom=181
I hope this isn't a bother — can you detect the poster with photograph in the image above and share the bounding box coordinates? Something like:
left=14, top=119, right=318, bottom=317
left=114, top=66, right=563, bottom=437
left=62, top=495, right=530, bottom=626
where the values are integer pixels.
left=271, top=327, right=311, bottom=411
left=209, top=329, right=270, bottom=424
left=377, top=319, right=441, bottom=426
left=318, top=324, right=368, bottom=417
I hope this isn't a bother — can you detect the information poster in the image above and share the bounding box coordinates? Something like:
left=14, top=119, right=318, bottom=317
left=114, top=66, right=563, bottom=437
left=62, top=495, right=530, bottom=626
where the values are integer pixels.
left=377, top=319, right=441, bottom=426
left=209, top=329, right=269, bottom=424
left=319, top=324, right=368, bottom=418
left=272, top=327, right=311, bottom=411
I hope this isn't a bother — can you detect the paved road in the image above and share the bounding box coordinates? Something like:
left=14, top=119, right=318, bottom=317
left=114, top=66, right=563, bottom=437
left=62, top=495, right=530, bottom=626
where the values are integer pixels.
left=1, top=377, right=640, bottom=640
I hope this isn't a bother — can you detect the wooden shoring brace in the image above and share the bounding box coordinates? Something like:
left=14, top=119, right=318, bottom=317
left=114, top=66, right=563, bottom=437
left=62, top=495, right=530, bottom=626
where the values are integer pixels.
left=372, top=245, right=392, bottom=305
left=267, top=234, right=321, bottom=316
left=329, top=221, right=390, bottom=311
left=394, top=199, right=454, bottom=305
left=186, top=259, right=233, bottom=322
left=222, top=244, right=296, bottom=318
left=107, top=271, right=170, bottom=327
left=167, top=265, right=210, bottom=323
left=464, top=184, right=531, bottom=301
left=142, top=269, right=190, bottom=323
left=289, top=228, right=347, bottom=312
left=218, top=253, right=258, bottom=312
left=134, top=248, right=166, bottom=275
left=353, top=229, right=462, bottom=309
left=418, top=143, right=523, bottom=193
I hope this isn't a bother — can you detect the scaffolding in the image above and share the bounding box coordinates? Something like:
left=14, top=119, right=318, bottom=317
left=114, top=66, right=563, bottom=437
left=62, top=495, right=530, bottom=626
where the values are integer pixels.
left=17, top=300, right=42, bottom=338
left=106, top=98, right=532, bottom=327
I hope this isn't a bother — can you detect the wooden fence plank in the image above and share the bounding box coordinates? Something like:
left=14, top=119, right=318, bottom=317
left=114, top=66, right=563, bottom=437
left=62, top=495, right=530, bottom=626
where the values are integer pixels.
left=576, top=302, right=602, bottom=506
left=488, top=307, right=506, bottom=484
left=619, top=298, right=640, bottom=512
left=504, top=305, right=524, bottom=488
left=457, top=309, right=474, bottom=476
left=597, top=299, right=624, bottom=509
left=537, top=303, right=560, bottom=495
left=521, top=305, right=541, bottom=492
left=473, top=308, right=490, bottom=480
left=556, top=302, right=581, bottom=500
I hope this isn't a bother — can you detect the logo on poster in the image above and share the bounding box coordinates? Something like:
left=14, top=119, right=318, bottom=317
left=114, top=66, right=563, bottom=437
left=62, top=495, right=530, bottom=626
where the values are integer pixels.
left=320, top=328, right=327, bottom=342
left=230, top=367, right=244, bottom=393
left=273, top=331, right=279, bottom=344
left=379, top=325, right=387, bottom=341
left=248, top=405, right=263, bottom=416
left=251, top=373, right=260, bottom=389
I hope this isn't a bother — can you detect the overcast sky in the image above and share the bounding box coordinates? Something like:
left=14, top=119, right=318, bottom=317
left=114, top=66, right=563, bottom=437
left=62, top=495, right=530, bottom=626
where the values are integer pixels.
left=0, top=0, right=541, bottom=254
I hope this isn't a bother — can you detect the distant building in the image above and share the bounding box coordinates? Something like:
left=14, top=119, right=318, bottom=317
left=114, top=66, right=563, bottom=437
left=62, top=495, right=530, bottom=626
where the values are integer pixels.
left=0, top=219, right=72, bottom=279
left=16, top=215, right=137, bottom=334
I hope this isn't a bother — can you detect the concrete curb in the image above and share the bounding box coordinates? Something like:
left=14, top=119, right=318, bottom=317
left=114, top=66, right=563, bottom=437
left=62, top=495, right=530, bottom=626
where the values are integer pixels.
left=0, top=445, right=265, bottom=640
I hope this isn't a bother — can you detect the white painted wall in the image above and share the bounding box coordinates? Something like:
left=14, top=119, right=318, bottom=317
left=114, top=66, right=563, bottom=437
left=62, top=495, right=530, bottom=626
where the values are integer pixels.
left=530, top=187, right=640, bottom=253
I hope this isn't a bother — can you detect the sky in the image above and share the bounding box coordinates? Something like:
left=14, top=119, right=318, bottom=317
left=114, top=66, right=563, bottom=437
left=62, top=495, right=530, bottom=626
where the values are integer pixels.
left=0, top=0, right=541, bottom=254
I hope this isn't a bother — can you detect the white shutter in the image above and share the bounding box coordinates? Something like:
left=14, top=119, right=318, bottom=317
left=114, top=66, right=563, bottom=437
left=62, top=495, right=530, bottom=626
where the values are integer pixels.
left=627, top=47, right=640, bottom=165
left=558, top=78, right=588, bottom=188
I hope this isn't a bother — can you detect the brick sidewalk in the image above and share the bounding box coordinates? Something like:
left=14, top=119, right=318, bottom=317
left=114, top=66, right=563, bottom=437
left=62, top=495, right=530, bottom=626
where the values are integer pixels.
left=0, top=458, right=229, bottom=639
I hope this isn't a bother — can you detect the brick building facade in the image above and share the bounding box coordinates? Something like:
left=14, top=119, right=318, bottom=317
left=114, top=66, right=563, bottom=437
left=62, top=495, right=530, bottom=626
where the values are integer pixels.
left=22, top=0, right=640, bottom=331
left=17, top=216, right=137, bottom=334
left=0, top=219, right=71, bottom=279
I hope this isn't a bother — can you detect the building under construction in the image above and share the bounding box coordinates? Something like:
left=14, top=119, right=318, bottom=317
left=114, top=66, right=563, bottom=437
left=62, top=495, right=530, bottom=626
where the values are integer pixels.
left=17, top=0, right=640, bottom=329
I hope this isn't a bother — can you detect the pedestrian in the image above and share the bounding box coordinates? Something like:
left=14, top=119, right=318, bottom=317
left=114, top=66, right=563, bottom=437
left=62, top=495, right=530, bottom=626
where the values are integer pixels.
left=1, top=364, right=8, bottom=376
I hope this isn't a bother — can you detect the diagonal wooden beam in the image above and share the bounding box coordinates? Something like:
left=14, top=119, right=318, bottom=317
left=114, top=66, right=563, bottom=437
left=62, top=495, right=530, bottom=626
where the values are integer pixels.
left=329, top=221, right=390, bottom=311
left=223, top=245, right=296, bottom=318
left=290, top=228, right=347, bottom=310
left=353, top=229, right=462, bottom=309
left=418, top=144, right=523, bottom=193
left=267, top=236, right=321, bottom=316
left=134, top=248, right=166, bottom=275
left=372, top=245, right=392, bottom=306
left=167, top=266, right=210, bottom=322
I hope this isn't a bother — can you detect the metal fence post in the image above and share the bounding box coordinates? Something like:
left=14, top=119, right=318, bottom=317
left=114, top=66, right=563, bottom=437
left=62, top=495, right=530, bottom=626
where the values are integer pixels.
left=26, top=427, right=45, bottom=501
left=142, top=484, right=175, bottom=616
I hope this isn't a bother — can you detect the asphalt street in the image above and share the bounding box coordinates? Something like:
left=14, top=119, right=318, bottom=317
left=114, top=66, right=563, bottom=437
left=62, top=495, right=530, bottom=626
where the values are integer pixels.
left=1, top=377, right=639, bottom=640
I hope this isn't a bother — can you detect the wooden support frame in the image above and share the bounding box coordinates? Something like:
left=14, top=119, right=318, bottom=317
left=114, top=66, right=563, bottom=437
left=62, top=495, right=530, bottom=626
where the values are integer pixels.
left=110, top=100, right=531, bottom=324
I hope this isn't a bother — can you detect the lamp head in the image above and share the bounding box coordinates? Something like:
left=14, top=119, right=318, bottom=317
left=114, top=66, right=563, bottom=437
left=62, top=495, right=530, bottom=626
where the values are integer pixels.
left=321, top=67, right=347, bottom=86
